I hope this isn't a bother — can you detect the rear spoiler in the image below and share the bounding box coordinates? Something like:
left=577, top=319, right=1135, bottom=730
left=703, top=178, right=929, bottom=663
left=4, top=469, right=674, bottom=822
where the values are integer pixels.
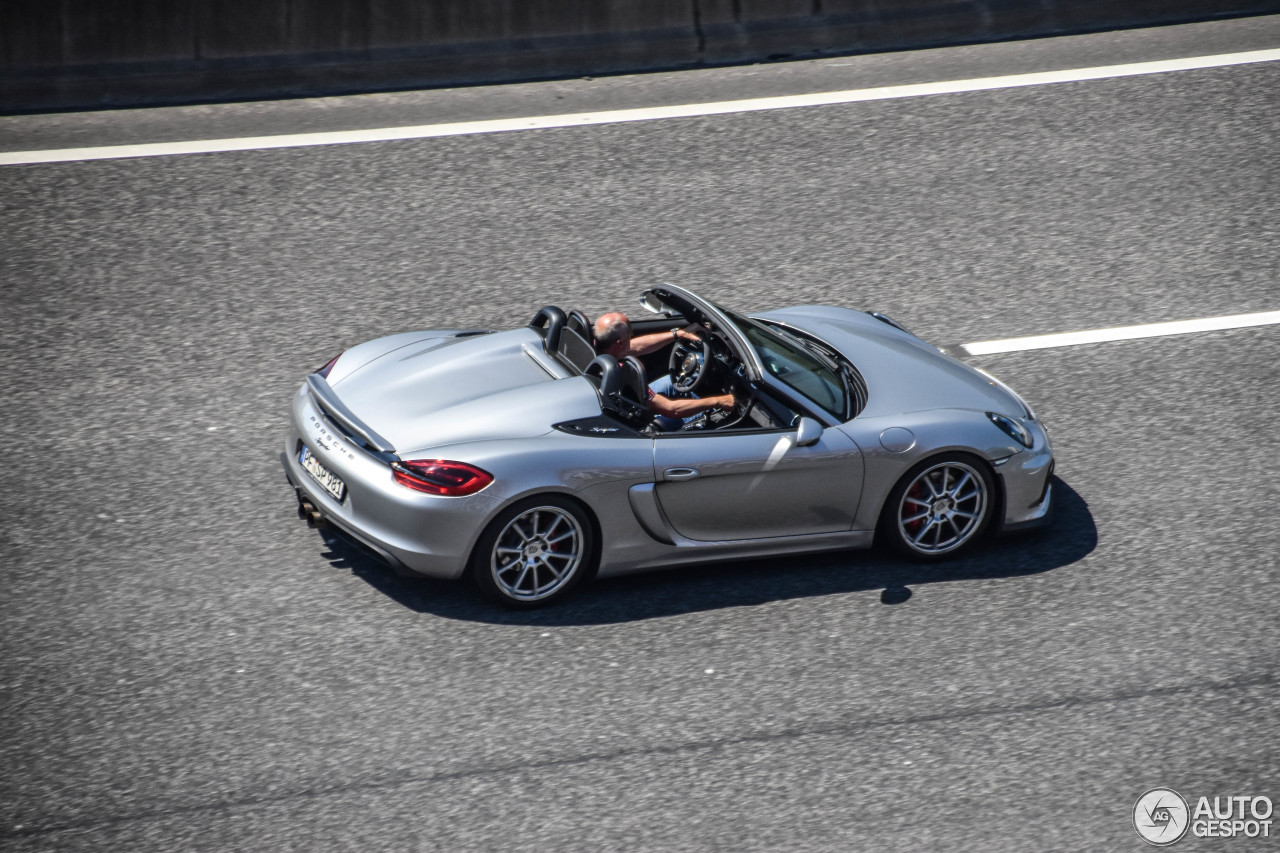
left=305, top=373, right=396, bottom=454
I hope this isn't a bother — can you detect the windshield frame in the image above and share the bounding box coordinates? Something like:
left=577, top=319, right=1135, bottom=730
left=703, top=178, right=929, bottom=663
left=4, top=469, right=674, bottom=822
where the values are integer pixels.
left=640, top=283, right=849, bottom=426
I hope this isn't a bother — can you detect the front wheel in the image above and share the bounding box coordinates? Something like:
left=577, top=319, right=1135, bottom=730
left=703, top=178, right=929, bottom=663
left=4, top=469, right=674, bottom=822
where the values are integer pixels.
left=469, top=496, right=597, bottom=607
left=879, top=454, right=995, bottom=560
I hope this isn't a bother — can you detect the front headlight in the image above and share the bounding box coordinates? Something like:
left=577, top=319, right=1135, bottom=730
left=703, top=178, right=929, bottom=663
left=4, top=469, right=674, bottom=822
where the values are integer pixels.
left=987, top=412, right=1033, bottom=448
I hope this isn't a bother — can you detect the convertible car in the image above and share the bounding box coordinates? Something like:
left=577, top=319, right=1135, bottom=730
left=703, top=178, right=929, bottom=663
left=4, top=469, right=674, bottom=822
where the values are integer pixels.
left=283, top=285, right=1053, bottom=607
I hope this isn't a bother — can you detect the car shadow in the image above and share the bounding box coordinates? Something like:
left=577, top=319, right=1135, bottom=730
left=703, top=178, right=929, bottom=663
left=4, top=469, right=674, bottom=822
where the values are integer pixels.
left=316, top=476, right=1095, bottom=626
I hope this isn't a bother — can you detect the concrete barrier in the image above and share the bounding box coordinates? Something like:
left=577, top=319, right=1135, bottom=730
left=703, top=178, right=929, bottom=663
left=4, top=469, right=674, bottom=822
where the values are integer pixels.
left=2, top=0, right=1277, bottom=112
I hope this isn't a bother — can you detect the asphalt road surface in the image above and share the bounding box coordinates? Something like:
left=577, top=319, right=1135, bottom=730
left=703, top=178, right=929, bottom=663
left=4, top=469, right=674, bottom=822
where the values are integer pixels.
left=2, top=17, right=1278, bottom=853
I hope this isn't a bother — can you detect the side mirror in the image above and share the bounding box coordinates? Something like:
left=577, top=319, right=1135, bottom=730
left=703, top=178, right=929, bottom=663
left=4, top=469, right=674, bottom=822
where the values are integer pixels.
left=795, top=416, right=823, bottom=447
left=638, top=292, right=669, bottom=315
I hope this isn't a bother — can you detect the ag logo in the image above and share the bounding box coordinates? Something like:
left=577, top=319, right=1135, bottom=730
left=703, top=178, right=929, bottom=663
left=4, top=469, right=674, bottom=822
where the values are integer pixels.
left=1134, top=788, right=1190, bottom=846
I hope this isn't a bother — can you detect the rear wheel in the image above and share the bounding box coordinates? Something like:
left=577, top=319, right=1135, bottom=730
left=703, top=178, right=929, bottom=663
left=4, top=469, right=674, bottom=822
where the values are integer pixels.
left=470, top=496, right=596, bottom=607
left=879, top=453, right=995, bottom=560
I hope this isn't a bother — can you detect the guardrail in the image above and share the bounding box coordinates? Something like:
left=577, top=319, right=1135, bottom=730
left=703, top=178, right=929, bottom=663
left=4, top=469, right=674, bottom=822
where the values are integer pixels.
left=2, top=0, right=1277, bottom=112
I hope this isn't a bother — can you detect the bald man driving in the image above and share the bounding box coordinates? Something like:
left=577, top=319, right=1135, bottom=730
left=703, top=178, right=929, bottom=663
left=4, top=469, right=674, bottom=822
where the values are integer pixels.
left=592, top=312, right=736, bottom=425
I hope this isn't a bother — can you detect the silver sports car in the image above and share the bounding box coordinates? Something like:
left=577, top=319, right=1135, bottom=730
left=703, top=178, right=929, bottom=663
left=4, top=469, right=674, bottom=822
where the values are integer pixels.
left=284, top=285, right=1053, bottom=607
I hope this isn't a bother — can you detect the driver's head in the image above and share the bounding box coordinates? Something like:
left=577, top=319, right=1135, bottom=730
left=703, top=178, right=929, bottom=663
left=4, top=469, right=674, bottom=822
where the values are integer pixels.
left=593, top=312, right=632, bottom=359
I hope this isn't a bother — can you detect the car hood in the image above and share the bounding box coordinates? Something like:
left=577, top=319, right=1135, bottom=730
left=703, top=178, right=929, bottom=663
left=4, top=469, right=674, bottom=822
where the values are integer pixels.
left=756, top=306, right=1028, bottom=419
left=330, top=328, right=602, bottom=454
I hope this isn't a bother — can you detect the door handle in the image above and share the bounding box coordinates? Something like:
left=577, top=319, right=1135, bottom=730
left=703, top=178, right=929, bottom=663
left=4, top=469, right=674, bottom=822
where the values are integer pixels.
left=663, top=467, right=701, bottom=482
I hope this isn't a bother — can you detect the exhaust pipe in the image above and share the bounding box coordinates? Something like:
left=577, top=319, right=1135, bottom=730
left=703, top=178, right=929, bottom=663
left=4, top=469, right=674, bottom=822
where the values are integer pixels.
left=295, top=491, right=325, bottom=528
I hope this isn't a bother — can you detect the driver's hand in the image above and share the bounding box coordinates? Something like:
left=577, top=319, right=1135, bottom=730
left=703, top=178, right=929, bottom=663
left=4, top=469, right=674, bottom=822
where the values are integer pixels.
left=675, top=326, right=704, bottom=343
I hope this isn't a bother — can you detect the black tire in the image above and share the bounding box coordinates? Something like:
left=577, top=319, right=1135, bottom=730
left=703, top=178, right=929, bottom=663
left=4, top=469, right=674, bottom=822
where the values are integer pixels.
left=878, top=452, right=996, bottom=561
left=469, top=495, right=597, bottom=608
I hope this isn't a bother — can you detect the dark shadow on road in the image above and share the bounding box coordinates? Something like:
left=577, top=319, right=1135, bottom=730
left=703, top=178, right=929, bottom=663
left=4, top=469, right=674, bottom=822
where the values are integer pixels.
left=317, top=476, right=1094, bottom=626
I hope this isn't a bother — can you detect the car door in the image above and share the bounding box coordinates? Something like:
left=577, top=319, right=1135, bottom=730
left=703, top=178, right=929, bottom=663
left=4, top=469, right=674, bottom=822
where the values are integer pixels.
left=651, top=420, right=863, bottom=542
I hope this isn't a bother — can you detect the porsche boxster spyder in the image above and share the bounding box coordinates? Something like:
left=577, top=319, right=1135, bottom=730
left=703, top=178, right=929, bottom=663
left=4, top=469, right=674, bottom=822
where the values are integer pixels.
left=283, top=285, right=1053, bottom=606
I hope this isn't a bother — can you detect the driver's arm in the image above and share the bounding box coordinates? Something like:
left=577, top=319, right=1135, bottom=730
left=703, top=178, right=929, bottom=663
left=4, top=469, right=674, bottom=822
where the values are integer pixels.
left=629, top=327, right=701, bottom=357
left=649, top=391, right=735, bottom=418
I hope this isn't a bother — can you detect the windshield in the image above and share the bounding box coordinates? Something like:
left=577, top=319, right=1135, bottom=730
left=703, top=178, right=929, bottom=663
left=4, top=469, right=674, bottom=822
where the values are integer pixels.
left=721, top=309, right=848, bottom=419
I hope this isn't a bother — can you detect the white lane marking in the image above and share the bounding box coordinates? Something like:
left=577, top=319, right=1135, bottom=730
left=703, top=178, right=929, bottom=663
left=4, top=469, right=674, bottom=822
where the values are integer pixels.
left=3, top=48, right=1279, bottom=165
left=961, top=311, right=1280, bottom=355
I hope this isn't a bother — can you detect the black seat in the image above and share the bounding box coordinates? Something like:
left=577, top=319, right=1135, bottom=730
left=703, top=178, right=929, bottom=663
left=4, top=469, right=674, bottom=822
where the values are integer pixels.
left=566, top=310, right=593, bottom=341
left=529, top=306, right=566, bottom=353
left=618, top=356, right=648, bottom=404
left=583, top=355, right=622, bottom=396
left=611, top=356, right=653, bottom=428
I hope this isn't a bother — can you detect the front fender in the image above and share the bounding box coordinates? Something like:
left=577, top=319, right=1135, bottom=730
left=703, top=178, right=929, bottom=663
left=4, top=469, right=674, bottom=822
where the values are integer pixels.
left=840, top=409, right=1026, bottom=532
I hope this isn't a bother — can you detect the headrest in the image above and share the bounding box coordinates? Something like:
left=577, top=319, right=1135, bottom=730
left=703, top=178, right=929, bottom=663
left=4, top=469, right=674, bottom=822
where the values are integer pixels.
left=583, top=355, right=621, bottom=397
left=618, top=356, right=648, bottom=403
left=528, top=305, right=567, bottom=353
left=566, top=310, right=593, bottom=341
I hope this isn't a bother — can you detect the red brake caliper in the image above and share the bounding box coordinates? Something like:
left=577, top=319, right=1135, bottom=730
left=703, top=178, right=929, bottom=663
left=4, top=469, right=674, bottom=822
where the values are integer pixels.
left=905, top=481, right=928, bottom=534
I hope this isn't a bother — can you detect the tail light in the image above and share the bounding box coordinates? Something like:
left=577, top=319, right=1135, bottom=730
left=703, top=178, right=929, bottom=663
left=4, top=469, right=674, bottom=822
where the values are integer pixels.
left=392, top=460, right=493, bottom=496
left=316, top=355, right=340, bottom=378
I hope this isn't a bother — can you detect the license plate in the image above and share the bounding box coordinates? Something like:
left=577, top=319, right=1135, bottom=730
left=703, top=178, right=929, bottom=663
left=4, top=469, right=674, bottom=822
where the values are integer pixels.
left=301, top=446, right=346, bottom=501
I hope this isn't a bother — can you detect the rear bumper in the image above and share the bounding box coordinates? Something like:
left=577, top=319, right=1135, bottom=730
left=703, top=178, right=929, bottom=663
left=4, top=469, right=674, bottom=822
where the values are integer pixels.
left=282, top=384, right=503, bottom=580
left=286, top=463, right=412, bottom=573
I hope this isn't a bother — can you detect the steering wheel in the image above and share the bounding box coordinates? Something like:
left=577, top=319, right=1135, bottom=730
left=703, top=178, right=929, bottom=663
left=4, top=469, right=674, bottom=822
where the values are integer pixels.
left=668, top=334, right=713, bottom=394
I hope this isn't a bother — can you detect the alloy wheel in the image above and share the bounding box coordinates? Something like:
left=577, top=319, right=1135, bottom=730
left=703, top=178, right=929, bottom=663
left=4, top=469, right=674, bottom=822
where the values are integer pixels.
left=897, top=461, right=988, bottom=555
left=490, top=506, right=585, bottom=602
